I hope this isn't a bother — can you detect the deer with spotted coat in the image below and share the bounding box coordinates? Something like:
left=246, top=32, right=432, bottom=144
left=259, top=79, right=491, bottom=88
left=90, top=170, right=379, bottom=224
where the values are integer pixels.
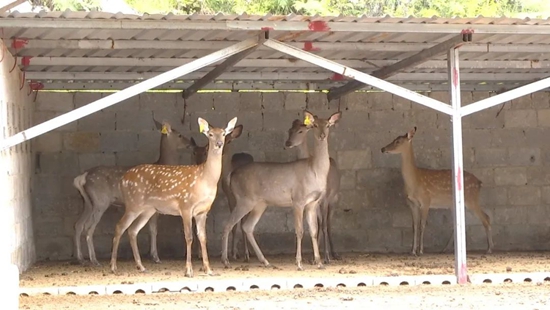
left=284, top=119, right=341, bottom=264
left=221, top=111, right=341, bottom=270
left=381, top=127, right=494, bottom=256
left=73, top=119, right=192, bottom=266
left=110, top=117, right=238, bottom=277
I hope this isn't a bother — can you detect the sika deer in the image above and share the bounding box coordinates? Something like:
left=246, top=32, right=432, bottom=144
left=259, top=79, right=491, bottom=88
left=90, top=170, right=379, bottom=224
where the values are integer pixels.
left=187, top=125, right=248, bottom=260
left=381, top=127, right=494, bottom=255
left=110, top=117, right=238, bottom=277
left=285, top=119, right=341, bottom=263
left=221, top=111, right=341, bottom=270
left=73, top=119, right=192, bottom=265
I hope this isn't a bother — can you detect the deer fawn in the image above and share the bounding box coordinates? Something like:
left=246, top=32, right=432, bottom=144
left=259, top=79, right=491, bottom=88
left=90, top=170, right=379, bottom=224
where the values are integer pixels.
left=73, top=119, right=192, bottom=266
left=221, top=111, right=341, bottom=270
left=187, top=125, right=248, bottom=260
left=381, top=127, right=494, bottom=255
left=110, top=117, right=238, bottom=277
left=285, top=119, right=341, bottom=263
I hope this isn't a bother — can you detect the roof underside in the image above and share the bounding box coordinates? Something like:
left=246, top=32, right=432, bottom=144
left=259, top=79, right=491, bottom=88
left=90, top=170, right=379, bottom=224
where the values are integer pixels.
left=1, top=11, right=550, bottom=92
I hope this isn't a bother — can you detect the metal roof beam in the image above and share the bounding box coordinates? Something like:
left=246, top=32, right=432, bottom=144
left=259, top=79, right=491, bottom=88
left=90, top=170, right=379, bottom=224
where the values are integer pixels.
left=0, top=38, right=259, bottom=150
left=2, top=19, right=550, bottom=34
left=182, top=35, right=262, bottom=99
left=10, top=39, right=550, bottom=53
left=327, top=34, right=471, bottom=101
left=18, top=57, right=550, bottom=70
left=25, top=71, right=550, bottom=82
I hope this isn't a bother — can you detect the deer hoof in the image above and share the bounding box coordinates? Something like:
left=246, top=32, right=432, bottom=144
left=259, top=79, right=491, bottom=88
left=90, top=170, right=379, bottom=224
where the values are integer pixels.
left=185, top=269, right=194, bottom=278
left=332, top=253, right=342, bottom=260
left=91, top=260, right=101, bottom=267
left=317, top=264, right=325, bottom=270
left=243, top=255, right=250, bottom=263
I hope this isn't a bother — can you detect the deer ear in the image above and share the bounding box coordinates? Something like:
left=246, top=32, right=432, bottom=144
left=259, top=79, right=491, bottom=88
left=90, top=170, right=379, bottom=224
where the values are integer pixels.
left=153, top=118, right=163, bottom=131
left=226, top=124, right=243, bottom=144
left=161, top=122, right=171, bottom=134
left=190, top=137, right=197, bottom=147
left=328, top=111, right=342, bottom=126
left=407, top=127, right=416, bottom=140
left=198, top=117, right=210, bottom=134
left=292, top=119, right=302, bottom=128
left=224, top=117, right=238, bottom=135
left=303, top=111, right=315, bottom=127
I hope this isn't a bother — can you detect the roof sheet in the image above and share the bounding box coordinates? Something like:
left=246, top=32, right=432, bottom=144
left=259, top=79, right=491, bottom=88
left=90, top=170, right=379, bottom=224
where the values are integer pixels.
left=1, top=11, right=550, bottom=92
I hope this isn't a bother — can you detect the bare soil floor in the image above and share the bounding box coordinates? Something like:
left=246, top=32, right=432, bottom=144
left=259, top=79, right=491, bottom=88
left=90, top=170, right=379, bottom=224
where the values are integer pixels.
left=19, top=283, right=550, bottom=310
left=20, top=252, right=550, bottom=288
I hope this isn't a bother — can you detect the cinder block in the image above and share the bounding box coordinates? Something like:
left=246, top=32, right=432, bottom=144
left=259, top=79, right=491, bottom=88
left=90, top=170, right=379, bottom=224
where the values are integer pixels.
left=532, top=91, right=550, bottom=109
left=392, top=209, right=410, bottom=228
left=116, top=110, right=154, bottom=132
left=366, top=227, right=405, bottom=252
left=74, top=92, right=102, bottom=109
left=460, top=91, right=473, bottom=105
left=371, top=110, right=405, bottom=129
left=475, top=148, right=507, bottom=167
left=526, top=205, right=550, bottom=225
left=392, top=94, right=411, bottom=110
left=63, top=132, right=100, bottom=153
left=505, top=110, right=537, bottom=128
left=184, top=93, right=214, bottom=112
left=339, top=169, right=356, bottom=190
left=541, top=186, right=550, bottom=204
left=100, top=132, right=138, bottom=152
left=367, top=91, right=392, bottom=110
left=239, top=92, right=261, bottom=111
left=509, top=94, right=533, bottom=109
left=115, top=150, right=157, bottom=166
left=507, top=147, right=540, bottom=166
left=306, top=92, right=328, bottom=111
left=284, top=92, right=306, bottom=110
left=78, top=153, right=116, bottom=171
left=337, top=149, right=371, bottom=170
left=494, top=167, right=527, bottom=186
left=139, top=92, right=177, bottom=111
left=34, top=111, right=77, bottom=131
left=343, top=92, right=368, bottom=111
left=536, top=109, right=550, bottom=126
left=261, top=92, right=284, bottom=111
left=213, top=92, right=239, bottom=112
left=508, top=186, right=541, bottom=206
left=489, top=128, right=525, bottom=147
left=108, top=93, right=140, bottom=111
left=329, top=130, right=357, bottom=151
left=234, top=111, right=262, bottom=132
left=493, top=206, right=529, bottom=225
left=36, top=91, right=74, bottom=112
left=429, top=92, right=449, bottom=105
left=248, top=131, right=286, bottom=153
left=524, top=128, right=547, bottom=147
left=137, top=131, right=163, bottom=153
left=263, top=110, right=301, bottom=132
left=464, top=106, right=505, bottom=129
left=479, top=186, right=507, bottom=207
left=37, top=152, right=79, bottom=176
left=33, top=132, right=62, bottom=152
left=152, top=110, right=188, bottom=132
left=336, top=189, right=370, bottom=213
left=77, top=110, right=116, bottom=132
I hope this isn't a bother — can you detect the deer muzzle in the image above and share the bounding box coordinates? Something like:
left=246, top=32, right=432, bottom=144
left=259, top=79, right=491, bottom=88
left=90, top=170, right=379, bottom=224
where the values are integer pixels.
left=215, top=141, right=224, bottom=148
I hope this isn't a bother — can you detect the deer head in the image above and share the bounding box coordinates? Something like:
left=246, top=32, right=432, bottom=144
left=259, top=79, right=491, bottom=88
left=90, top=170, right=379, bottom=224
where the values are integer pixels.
left=304, top=110, right=341, bottom=141
left=190, top=124, right=244, bottom=164
left=381, top=127, right=417, bottom=154
left=153, top=118, right=193, bottom=150
left=285, top=119, right=309, bottom=149
left=198, top=117, right=238, bottom=156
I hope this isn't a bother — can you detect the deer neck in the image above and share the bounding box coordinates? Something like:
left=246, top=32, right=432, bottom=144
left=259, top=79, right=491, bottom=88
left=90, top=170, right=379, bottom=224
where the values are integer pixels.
left=400, top=142, right=421, bottom=190
left=296, top=137, right=310, bottom=160
left=202, top=142, right=224, bottom=184
left=221, top=145, right=232, bottom=176
left=156, top=134, right=179, bottom=165
left=309, top=134, right=330, bottom=176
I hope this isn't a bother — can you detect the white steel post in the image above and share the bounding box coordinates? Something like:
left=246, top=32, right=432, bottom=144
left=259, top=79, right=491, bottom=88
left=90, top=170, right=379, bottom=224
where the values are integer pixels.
left=448, top=47, right=468, bottom=284
left=0, top=39, right=259, bottom=150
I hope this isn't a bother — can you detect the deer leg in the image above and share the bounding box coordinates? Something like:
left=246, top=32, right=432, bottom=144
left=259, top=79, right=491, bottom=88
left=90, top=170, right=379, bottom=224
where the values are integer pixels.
left=240, top=203, right=271, bottom=267
left=241, top=215, right=250, bottom=262
left=306, top=200, right=323, bottom=269
left=418, top=203, right=431, bottom=255
left=408, top=200, right=420, bottom=256
left=194, top=212, right=216, bottom=276
left=74, top=203, right=93, bottom=264
left=128, top=209, right=157, bottom=272
left=221, top=202, right=255, bottom=267
left=442, top=231, right=454, bottom=253
left=293, top=204, right=306, bottom=271
left=193, top=219, right=202, bottom=260
left=319, top=197, right=332, bottom=264
left=327, top=198, right=340, bottom=260
left=231, top=221, right=239, bottom=260
left=110, top=210, right=141, bottom=274
left=181, top=211, right=194, bottom=278
left=147, top=213, right=161, bottom=264
left=468, top=200, right=494, bottom=254
left=83, top=204, right=109, bottom=266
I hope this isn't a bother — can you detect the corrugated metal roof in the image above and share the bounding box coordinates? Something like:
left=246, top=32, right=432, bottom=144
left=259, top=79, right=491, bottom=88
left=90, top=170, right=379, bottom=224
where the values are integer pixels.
left=1, top=11, right=550, bottom=92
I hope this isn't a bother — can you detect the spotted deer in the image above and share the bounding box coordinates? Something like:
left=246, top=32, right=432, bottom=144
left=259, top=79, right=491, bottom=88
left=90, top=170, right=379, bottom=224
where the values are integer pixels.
left=221, top=111, right=341, bottom=270
left=73, top=119, right=192, bottom=265
left=110, top=117, right=238, bottom=277
left=284, top=119, right=341, bottom=263
left=187, top=125, right=249, bottom=260
left=381, top=127, right=494, bottom=255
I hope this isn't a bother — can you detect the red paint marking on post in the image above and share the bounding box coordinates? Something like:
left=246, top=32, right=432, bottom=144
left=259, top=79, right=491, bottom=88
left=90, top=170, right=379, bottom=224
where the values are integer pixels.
left=457, top=166, right=462, bottom=191
left=29, top=82, right=44, bottom=91
left=11, top=38, right=28, bottom=49
left=261, top=27, right=274, bottom=31
left=330, top=73, right=345, bottom=81
left=308, top=21, right=330, bottom=32
left=461, top=29, right=474, bottom=34
left=303, top=42, right=320, bottom=51
left=21, top=56, right=32, bottom=67
left=458, top=263, right=468, bottom=284
left=452, top=68, right=459, bottom=87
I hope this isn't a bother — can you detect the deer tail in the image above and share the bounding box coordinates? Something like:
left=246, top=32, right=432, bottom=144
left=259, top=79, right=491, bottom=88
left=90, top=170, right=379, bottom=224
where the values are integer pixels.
left=73, top=172, right=94, bottom=211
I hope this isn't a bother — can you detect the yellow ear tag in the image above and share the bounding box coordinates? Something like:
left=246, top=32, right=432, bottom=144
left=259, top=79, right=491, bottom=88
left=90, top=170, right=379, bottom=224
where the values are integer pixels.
left=199, top=123, right=205, bottom=133
left=161, top=125, right=168, bottom=134
left=304, top=115, right=313, bottom=126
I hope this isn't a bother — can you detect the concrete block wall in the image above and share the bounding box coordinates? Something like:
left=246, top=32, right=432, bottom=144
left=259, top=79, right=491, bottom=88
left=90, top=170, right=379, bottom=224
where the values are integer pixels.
left=0, top=39, right=36, bottom=272
left=32, top=90, right=550, bottom=262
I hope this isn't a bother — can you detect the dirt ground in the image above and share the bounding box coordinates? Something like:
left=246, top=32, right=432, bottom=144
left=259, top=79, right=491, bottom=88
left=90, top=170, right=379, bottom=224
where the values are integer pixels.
left=20, top=252, right=550, bottom=288
left=19, top=282, right=550, bottom=310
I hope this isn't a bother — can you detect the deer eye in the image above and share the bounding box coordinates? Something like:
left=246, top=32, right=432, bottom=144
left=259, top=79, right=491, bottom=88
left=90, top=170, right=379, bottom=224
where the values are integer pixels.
left=298, top=130, right=303, bottom=134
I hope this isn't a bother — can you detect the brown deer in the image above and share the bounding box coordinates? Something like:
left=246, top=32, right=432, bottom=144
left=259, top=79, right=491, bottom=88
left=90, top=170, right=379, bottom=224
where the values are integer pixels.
left=186, top=125, right=247, bottom=260
left=221, top=111, right=341, bottom=270
left=381, top=127, right=494, bottom=255
left=110, top=117, right=238, bottom=277
left=284, top=119, right=341, bottom=263
left=73, top=119, right=192, bottom=265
